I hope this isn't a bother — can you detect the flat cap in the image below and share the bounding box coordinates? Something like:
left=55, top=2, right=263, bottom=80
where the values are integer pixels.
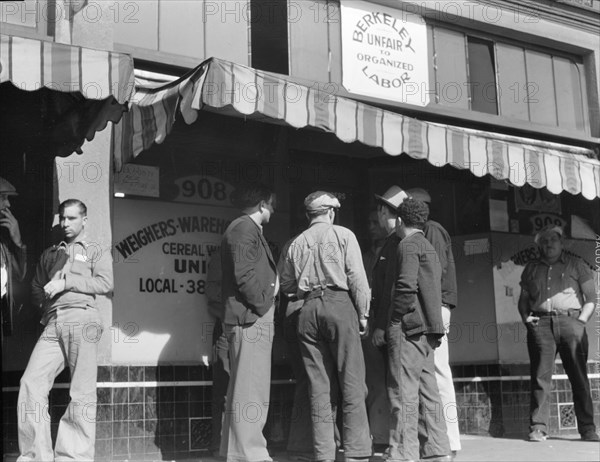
left=304, top=191, right=341, bottom=212
left=534, top=224, right=563, bottom=244
left=406, top=187, right=431, bottom=204
left=0, top=177, right=18, bottom=196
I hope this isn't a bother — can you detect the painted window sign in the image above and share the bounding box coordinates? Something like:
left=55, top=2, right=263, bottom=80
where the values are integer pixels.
left=340, top=0, right=429, bottom=106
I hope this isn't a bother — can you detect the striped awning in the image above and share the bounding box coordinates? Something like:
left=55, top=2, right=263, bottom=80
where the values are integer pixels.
left=113, top=57, right=600, bottom=200
left=1, top=34, right=135, bottom=158
left=0, top=34, right=134, bottom=103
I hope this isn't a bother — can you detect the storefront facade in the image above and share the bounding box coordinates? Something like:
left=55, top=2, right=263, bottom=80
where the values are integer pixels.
left=2, top=1, right=599, bottom=460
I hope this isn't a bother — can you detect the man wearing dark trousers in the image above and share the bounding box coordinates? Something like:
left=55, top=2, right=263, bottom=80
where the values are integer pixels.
left=406, top=188, right=461, bottom=456
left=518, top=224, right=599, bottom=442
left=220, top=183, right=279, bottom=462
left=277, top=236, right=314, bottom=461
left=368, top=186, right=408, bottom=454
left=280, top=191, right=372, bottom=462
left=387, top=198, right=451, bottom=462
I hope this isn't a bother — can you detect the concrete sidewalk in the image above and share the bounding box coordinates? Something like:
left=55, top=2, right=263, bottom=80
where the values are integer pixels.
left=4, top=434, right=598, bottom=461
left=190, top=434, right=599, bottom=462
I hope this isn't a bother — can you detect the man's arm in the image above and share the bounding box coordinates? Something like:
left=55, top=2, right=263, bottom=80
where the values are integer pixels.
left=31, top=253, right=48, bottom=309
left=344, top=231, right=371, bottom=318
left=278, top=238, right=299, bottom=297
left=228, top=222, right=274, bottom=316
left=64, top=246, right=113, bottom=295
left=424, top=223, right=449, bottom=273
left=576, top=260, right=596, bottom=323
left=391, top=241, right=419, bottom=318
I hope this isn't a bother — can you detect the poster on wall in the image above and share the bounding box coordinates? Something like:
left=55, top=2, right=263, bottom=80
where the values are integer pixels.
left=340, top=0, right=429, bottom=105
left=112, top=197, right=238, bottom=364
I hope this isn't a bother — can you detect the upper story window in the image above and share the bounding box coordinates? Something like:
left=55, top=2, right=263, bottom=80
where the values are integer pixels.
left=250, top=0, right=289, bottom=75
left=432, top=25, right=589, bottom=133
left=1, top=0, right=51, bottom=39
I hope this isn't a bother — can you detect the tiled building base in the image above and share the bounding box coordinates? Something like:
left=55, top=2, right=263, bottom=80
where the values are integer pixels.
left=2, top=362, right=599, bottom=460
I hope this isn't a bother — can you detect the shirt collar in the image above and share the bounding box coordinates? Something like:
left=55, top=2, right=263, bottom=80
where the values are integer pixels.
left=56, top=240, right=88, bottom=251
left=540, top=251, right=567, bottom=266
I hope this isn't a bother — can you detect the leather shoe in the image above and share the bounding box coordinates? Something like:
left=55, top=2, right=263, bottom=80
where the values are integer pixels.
left=581, top=430, right=600, bottom=441
left=528, top=429, right=548, bottom=442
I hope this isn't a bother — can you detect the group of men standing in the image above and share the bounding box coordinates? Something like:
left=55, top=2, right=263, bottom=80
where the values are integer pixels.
left=216, top=182, right=457, bottom=462
left=2, top=175, right=597, bottom=461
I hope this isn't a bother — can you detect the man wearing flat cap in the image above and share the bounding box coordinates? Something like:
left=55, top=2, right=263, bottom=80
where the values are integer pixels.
left=0, top=177, right=27, bottom=339
left=518, top=224, right=599, bottom=442
left=280, top=191, right=372, bottom=462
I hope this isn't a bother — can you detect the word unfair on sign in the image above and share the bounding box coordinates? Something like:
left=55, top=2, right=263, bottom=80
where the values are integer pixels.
left=341, top=0, right=429, bottom=105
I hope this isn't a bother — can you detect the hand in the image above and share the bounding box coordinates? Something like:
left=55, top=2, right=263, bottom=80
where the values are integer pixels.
left=524, top=314, right=540, bottom=326
left=44, top=279, right=66, bottom=299
left=372, top=328, right=386, bottom=347
left=426, top=334, right=442, bottom=349
left=359, top=318, right=369, bottom=337
left=0, top=208, right=23, bottom=247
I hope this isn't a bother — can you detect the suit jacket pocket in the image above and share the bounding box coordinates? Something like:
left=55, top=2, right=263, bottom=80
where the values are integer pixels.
left=401, top=309, right=424, bottom=334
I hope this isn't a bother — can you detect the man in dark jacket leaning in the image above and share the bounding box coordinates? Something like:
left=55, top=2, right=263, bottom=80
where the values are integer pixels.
left=220, top=183, right=279, bottom=462
left=387, top=198, right=451, bottom=462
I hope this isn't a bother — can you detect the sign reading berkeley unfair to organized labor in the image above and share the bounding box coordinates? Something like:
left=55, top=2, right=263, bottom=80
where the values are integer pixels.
left=341, top=1, right=429, bottom=105
left=112, top=197, right=238, bottom=364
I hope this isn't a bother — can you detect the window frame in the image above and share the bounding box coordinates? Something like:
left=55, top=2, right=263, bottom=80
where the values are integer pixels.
left=428, top=19, right=591, bottom=136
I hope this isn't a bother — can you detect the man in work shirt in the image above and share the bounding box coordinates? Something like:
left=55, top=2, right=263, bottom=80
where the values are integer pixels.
left=280, top=191, right=372, bottom=462
left=18, top=199, right=113, bottom=462
left=518, top=224, right=599, bottom=442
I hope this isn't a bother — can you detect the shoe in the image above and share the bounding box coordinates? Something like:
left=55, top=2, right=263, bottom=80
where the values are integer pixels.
left=528, top=429, right=548, bottom=442
left=581, top=430, right=600, bottom=441
left=288, top=452, right=313, bottom=462
left=421, top=456, right=453, bottom=461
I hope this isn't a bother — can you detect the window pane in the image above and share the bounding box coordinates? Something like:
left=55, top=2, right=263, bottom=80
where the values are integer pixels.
left=525, top=50, right=557, bottom=126
left=467, top=38, right=498, bottom=115
left=496, top=43, right=528, bottom=121
left=433, top=27, right=469, bottom=109
left=251, top=0, right=289, bottom=75
left=553, top=57, right=585, bottom=131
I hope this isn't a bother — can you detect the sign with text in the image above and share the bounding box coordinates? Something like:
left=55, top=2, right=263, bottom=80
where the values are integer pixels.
left=112, top=199, right=238, bottom=364
left=341, top=0, right=429, bottom=105
left=173, top=175, right=235, bottom=206
left=114, top=164, right=159, bottom=198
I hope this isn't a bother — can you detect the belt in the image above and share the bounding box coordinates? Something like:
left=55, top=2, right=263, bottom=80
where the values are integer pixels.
left=302, top=287, right=347, bottom=301
left=532, top=309, right=581, bottom=318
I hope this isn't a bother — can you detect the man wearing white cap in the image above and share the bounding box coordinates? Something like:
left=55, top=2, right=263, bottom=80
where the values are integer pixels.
left=518, top=224, right=598, bottom=442
left=280, top=191, right=372, bottom=462
left=0, top=177, right=27, bottom=339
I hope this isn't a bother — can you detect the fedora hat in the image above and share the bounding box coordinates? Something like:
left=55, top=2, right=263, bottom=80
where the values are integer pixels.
left=375, top=186, right=408, bottom=210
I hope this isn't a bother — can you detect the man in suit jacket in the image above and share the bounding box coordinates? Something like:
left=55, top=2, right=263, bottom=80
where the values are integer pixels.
left=220, top=183, right=279, bottom=462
